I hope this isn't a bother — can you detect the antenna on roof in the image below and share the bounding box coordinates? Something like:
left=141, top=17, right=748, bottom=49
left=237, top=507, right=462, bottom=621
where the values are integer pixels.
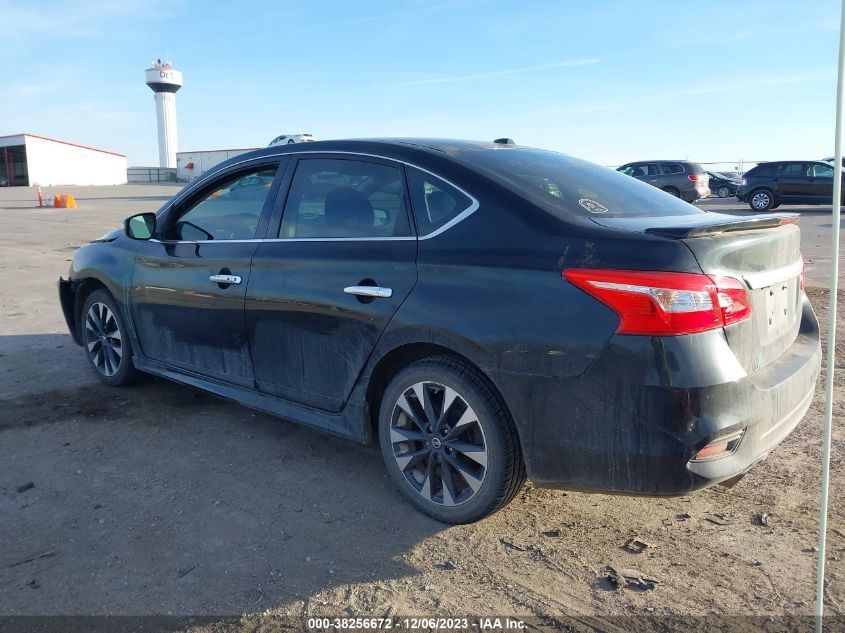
left=493, top=138, right=515, bottom=145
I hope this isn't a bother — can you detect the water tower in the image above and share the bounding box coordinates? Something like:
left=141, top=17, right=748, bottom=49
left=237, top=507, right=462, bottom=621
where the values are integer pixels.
left=144, top=59, right=183, bottom=169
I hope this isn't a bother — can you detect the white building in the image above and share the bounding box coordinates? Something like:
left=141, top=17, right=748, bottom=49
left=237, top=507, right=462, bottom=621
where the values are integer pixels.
left=176, top=148, right=258, bottom=183
left=0, top=133, right=127, bottom=187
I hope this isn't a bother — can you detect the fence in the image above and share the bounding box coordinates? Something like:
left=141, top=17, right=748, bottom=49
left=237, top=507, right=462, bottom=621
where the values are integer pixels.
left=127, top=167, right=177, bottom=183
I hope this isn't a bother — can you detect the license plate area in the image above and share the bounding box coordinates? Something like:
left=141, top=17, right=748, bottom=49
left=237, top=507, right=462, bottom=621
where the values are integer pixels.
left=762, top=279, right=797, bottom=340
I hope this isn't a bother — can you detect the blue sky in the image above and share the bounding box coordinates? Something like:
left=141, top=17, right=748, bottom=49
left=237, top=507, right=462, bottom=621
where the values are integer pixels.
left=1, top=0, right=839, bottom=167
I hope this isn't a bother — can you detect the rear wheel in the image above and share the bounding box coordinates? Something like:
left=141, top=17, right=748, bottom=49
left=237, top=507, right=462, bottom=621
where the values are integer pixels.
left=80, top=289, right=139, bottom=386
left=749, top=189, right=774, bottom=211
left=716, top=186, right=731, bottom=198
left=378, top=357, right=525, bottom=523
left=662, top=187, right=680, bottom=198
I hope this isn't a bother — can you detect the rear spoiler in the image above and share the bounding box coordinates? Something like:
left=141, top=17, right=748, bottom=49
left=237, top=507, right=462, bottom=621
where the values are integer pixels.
left=591, top=212, right=799, bottom=239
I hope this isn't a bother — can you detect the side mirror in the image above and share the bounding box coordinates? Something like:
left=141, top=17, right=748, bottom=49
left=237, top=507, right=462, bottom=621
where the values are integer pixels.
left=124, top=213, right=156, bottom=240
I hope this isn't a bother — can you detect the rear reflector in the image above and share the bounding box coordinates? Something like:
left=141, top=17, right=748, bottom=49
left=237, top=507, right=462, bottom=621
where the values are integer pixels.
left=692, top=430, right=745, bottom=461
left=563, top=269, right=752, bottom=336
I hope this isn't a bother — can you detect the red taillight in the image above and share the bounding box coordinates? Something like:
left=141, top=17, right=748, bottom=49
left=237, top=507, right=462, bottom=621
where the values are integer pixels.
left=563, top=269, right=752, bottom=336
left=688, top=174, right=705, bottom=181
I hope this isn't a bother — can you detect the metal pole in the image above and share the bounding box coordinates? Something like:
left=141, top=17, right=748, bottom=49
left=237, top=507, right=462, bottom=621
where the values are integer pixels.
left=815, top=0, right=845, bottom=629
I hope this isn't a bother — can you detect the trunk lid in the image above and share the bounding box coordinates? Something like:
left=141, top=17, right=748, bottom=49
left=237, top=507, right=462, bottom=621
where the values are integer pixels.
left=592, top=213, right=803, bottom=375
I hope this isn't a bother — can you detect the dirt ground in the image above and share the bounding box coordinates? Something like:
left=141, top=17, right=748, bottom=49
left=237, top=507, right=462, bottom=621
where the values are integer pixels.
left=0, top=185, right=843, bottom=626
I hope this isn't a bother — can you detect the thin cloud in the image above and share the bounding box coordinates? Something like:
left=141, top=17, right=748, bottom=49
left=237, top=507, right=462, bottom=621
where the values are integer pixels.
left=0, top=0, right=179, bottom=41
left=383, top=58, right=600, bottom=87
left=664, top=28, right=753, bottom=47
left=543, top=69, right=836, bottom=118
left=190, top=0, right=483, bottom=50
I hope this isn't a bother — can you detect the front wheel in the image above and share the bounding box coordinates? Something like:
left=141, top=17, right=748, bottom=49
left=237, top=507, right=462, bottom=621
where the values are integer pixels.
left=378, top=357, right=525, bottom=523
left=749, top=189, right=774, bottom=211
left=717, top=186, right=731, bottom=198
left=80, top=289, right=139, bottom=386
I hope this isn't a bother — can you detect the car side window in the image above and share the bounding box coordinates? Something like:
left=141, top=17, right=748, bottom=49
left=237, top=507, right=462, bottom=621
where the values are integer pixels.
left=774, top=163, right=807, bottom=177
left=279, top=158, right=410, bottom=238
left=406, top=167, right=474, bottom=236
left=169, top=166, right=278, bottom=241
left=812, top=163, right=834, bottom=178
left=662, top=163, right=684, bottom=175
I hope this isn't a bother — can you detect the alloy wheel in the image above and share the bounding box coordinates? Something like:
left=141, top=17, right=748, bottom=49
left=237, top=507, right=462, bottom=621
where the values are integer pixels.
left=84, top=302, right=123, bottom=377
left=717, top=186, right=730, bottom=198
left=751, top=192, right=771, bottom=210
left=390, top=381, right=488, bottom=506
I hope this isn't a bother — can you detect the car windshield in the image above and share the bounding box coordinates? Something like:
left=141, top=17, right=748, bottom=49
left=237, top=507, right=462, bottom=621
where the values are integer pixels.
left=459, top=149, right=702, bottom=218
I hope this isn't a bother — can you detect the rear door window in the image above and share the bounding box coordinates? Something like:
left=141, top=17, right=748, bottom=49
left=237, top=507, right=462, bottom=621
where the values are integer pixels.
left=279, top=158, right=410, bottom=238
left=406, top=167, right=474, bottom=236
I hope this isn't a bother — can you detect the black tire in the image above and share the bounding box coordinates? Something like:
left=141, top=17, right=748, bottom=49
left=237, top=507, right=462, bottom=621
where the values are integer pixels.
left=378, top=357, right=525, bottom=523
left=749, top=189, right=774, bottom=211
left=716, top=186, right=731, bottom=198
left=662, top=187, right=680, bottom=198
left=80, top=289, right=140, bottom=386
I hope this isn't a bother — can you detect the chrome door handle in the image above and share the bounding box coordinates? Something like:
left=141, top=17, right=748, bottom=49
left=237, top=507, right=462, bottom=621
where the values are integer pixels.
left=344, top=286, right=392, bottom=298
left=209, top=274, right=242, bottom=284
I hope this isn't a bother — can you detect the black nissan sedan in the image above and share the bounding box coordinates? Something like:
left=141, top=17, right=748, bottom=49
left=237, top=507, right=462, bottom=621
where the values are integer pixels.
left=59, top=139, right=820, bottom=523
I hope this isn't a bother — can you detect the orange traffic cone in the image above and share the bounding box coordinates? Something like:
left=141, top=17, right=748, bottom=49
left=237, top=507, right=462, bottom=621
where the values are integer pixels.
left=54, top=195, right=64, bottom=208
left=64, top=194, right=77, bottom=209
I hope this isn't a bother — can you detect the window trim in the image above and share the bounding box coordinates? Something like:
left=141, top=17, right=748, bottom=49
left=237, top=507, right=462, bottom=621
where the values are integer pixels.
left=155, top=151, right=479, bottom=243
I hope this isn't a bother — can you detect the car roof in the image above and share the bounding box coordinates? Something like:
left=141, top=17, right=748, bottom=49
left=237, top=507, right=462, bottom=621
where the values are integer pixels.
left=228, top=138, right=537, bottom=170
left=757, top=160, right=832, bottom=165
left=624, top=160, right=695, bottom=164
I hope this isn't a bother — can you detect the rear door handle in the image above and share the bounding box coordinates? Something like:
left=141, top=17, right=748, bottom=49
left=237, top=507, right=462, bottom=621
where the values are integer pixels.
left=344, top=286, right=392, bottom=298
left=209, top=274, right=242, bottom=285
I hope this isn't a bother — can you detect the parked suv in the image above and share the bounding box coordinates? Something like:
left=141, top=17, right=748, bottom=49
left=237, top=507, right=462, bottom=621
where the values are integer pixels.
left=736, top=161, right=838, bottom=211
left=616, top=161, right=710, bottom=202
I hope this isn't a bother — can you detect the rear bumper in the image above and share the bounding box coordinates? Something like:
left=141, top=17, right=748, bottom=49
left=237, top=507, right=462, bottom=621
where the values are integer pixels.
left=495, top=295, right=820, bottom=495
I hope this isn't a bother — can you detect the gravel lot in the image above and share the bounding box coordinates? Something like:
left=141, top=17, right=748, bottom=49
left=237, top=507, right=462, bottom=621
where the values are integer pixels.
left=0, top=185, right=843, bottom=623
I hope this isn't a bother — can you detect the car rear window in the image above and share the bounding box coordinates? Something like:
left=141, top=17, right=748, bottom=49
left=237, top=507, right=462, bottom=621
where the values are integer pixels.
left=459, top=149, right=701, bottom=218
left=685, top=162, right=705, bottom=174
left=748, top=163, right=775, bottom=177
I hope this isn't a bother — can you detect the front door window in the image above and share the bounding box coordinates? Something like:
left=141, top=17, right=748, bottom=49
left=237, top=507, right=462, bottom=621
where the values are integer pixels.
left=169, top=167, right=278, bottom=241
